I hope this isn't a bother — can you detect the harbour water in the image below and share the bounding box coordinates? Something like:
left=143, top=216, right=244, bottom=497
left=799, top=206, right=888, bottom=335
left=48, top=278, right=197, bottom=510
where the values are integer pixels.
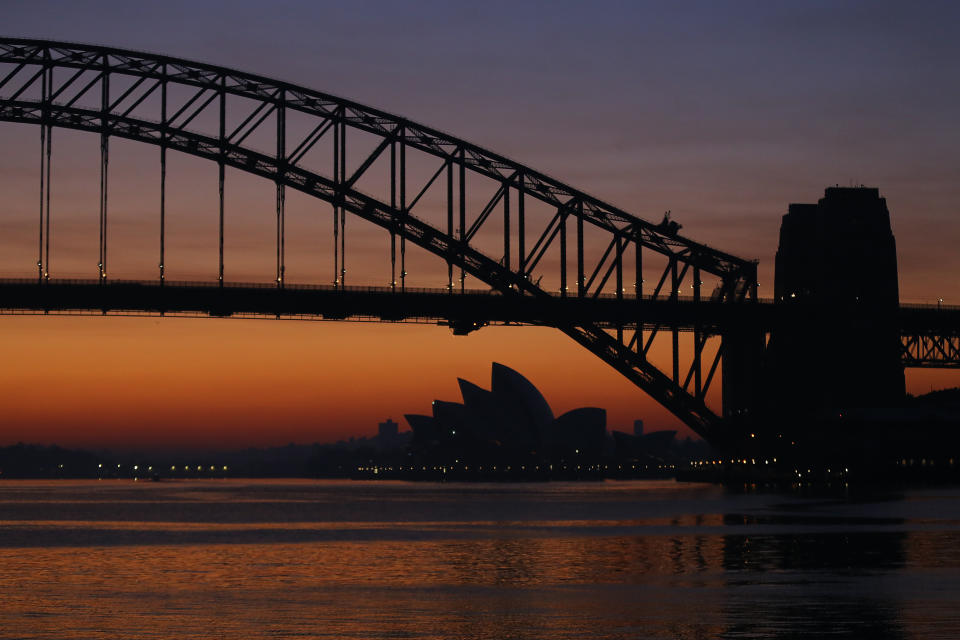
left=1, top=479, right=959, bottom=639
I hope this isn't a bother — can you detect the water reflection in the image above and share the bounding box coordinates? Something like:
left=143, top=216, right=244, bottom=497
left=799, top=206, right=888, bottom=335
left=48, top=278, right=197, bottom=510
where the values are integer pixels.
left=0, top=480, right=958, bottom=639
left=720, top=528, right=909, bottom=639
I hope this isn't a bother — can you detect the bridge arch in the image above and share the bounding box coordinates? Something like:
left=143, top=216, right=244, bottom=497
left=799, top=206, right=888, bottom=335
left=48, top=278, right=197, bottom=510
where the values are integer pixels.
left=0, top=37, right=760, bottom=441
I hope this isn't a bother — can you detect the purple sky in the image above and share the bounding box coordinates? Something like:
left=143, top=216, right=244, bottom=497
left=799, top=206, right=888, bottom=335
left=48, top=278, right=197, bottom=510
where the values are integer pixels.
left=4, top=0, right=958, bottom=297
left=1, top=1, right=958, bottom=446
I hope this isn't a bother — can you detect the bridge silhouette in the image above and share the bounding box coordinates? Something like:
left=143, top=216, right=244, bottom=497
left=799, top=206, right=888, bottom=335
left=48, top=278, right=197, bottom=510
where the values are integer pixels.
left=0, top=38, right=957, bottom=449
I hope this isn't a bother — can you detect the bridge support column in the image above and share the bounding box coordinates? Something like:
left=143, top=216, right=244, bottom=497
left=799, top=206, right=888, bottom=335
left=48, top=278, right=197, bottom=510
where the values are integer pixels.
left=721, top=325, right=765, bottom=433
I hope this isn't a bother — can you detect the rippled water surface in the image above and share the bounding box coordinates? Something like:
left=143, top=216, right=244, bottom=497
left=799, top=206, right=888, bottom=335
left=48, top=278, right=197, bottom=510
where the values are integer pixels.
left=1, top=479, right=959, bottom=639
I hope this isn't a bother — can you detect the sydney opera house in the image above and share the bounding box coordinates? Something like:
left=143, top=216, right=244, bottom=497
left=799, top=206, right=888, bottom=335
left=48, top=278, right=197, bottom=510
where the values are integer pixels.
left=405, top=363, right=607, bottom=464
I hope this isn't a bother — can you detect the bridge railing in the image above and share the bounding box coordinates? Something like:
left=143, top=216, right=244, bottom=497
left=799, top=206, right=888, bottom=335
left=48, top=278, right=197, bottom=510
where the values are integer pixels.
left=0, top=277, right=498, bottom=296
left=900, top=301, right=960, bottom=311
left=0, top=277, right=769, bottom=304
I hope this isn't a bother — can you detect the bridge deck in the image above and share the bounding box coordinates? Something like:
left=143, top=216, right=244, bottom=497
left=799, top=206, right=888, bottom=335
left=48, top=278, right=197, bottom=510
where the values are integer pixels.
left=0, top=278, right=759, bottom=331
left=1, top=278, right=957, bottom=336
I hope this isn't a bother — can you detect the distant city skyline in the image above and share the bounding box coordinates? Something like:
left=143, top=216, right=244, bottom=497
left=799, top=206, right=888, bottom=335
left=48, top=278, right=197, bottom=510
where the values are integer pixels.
left=1, top=1, right=958, bottom=449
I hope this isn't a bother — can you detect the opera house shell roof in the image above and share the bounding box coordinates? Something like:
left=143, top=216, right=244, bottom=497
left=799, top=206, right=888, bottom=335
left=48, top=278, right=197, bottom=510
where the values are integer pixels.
left=405, top=363, right=606, bottom=458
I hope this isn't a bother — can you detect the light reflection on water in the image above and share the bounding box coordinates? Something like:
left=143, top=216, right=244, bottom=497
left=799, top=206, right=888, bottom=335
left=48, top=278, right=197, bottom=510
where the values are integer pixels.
left=1, top=479, right=959, bottom=639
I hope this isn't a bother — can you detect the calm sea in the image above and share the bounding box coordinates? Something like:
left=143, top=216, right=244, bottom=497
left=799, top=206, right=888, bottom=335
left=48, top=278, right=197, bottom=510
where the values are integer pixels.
left=0, top=479, right=959, bottom=639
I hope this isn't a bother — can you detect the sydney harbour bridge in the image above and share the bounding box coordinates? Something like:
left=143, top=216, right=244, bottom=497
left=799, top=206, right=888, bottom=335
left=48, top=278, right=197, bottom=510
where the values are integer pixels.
left=0, top=38, right=957, bottom=450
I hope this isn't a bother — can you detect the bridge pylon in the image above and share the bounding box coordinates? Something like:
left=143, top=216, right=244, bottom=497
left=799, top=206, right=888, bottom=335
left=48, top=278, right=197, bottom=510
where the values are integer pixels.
left=766, top=186, right=905, bottom=419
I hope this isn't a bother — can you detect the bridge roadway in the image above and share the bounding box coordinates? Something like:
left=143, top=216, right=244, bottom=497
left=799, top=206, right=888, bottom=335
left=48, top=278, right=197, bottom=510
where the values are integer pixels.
left=0, top=279, right=956, bottom=343
left=0, top=278, right=758, bottom=331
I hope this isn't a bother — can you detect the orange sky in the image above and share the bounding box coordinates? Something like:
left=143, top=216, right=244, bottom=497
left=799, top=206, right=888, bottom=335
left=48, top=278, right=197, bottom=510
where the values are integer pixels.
left=1, top=313, right=956, bottom=450
left=0, top=315, right=705, bottom=449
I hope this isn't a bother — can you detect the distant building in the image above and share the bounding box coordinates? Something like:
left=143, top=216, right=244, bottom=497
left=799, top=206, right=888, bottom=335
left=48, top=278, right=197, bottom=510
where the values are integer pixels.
left=611, top=428, right=677, bottom=460
left=378, top=418, right=399, bottom=440
left=633, top=419, right=644, bottom=437
left=405, top=363, right=606, bottom=461
left=373, top=418, right=407, bottom=451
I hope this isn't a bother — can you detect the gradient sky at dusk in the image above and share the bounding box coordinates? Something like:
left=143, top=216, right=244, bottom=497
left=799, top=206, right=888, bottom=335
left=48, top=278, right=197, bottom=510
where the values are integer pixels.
left=1, top=1, right=958, bottom=449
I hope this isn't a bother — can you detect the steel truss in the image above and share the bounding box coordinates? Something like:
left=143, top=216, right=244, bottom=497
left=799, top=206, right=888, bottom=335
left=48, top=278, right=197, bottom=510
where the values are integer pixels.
left=0, top=38, right=760, bottom=440
left=902, top=333, right=960, bottom=368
